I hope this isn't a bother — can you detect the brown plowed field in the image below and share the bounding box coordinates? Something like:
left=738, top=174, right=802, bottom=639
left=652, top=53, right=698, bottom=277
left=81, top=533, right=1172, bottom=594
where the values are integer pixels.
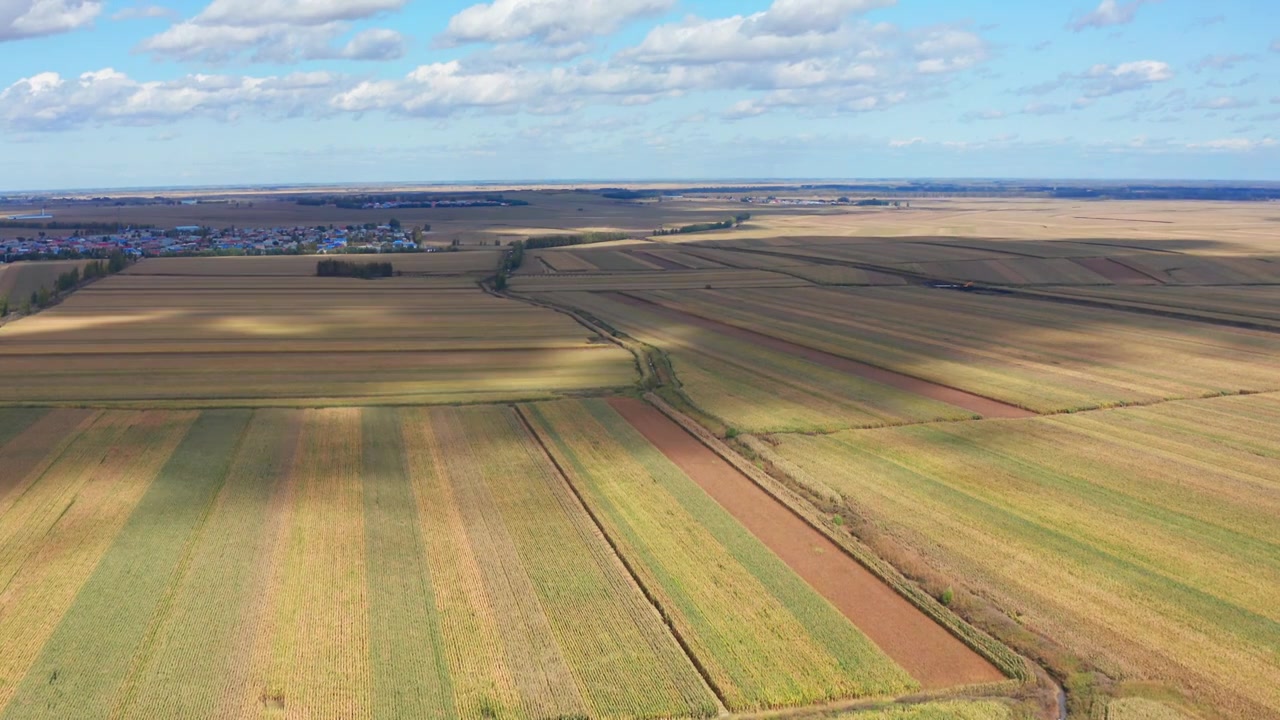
left=604, top=292, right=1036, bottom=419
left=1070, top=258, right=1164, bottom=285
left=607, top=398, right=1006, bottom=690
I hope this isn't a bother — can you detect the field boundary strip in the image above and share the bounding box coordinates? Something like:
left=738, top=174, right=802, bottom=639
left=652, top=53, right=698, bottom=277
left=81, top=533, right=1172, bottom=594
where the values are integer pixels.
left=510, top=404, right=730, bottom=714
left=1002, top=287, right=1280, bottom=334
left=642, top=392, right=1038, bottom=690
left=606, top=292, right=1035, bottom=419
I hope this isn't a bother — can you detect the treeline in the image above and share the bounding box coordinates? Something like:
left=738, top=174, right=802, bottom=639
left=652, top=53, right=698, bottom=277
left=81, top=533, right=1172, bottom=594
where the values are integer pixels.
left=2, top=251, right=132, bottom=318
left=316, top=259, right=395, bottom=279
left=523, top=232, right=629, bottom=250
left=295, top=193, right=530, bottom=208
left=3, top=248, right=140, bottom=262
left=493, top=241, right=525, bottom=291
left=653, top=214, right=750, bottom=236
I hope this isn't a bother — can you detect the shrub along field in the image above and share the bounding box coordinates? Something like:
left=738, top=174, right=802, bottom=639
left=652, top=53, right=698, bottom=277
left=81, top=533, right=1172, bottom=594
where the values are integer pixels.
left=749, top=393, right=1280, bottom=719
left=0, top=275, right=636, bottom=406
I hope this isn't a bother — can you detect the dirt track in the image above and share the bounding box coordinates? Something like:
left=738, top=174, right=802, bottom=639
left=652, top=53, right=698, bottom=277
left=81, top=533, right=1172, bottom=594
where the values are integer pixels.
left=603, top=292, right=1035, bottom=419
left=609, top=398, right=1006, bottom=690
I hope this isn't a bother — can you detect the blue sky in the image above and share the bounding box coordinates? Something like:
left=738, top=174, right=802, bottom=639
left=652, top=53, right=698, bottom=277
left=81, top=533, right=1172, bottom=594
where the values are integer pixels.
left=0, top=0, right=1277, bottom=189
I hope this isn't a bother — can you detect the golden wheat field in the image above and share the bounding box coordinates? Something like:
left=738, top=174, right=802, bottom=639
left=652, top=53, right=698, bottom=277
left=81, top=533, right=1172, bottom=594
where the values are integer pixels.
left=0, top=273, right=636, bottom=406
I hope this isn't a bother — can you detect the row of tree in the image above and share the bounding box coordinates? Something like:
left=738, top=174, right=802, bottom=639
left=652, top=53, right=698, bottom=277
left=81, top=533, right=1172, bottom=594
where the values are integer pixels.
left=1, top=251, right=132, bottom=318
left=523, top=232, right=629, bottom=250
left=315, top=259, right=395, bottom=279
left=652, top=214, right=750, bottom=236
left=493, top=241, right=525, bottom=291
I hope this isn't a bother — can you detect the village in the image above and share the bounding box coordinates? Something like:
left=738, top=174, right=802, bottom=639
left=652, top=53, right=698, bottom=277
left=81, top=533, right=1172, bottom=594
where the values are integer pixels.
left=0, top=221, right=432, bottom=260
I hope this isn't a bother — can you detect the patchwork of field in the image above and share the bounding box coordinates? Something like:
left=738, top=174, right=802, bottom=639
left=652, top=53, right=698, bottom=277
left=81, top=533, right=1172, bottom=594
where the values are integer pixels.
left=748, top=393, right=1280, bottom=719
left=1035, top=285, right=1280, bottom=329
left=0, top=275, right=636, bottom=406
left=0, top=401, right=998, bottom=719
left=620, top=286, right=1280, bottom=413
left=122, top=251, right=502, bottom=277
left=537, top=291, right=982, bottom=433
left=0, top=260, right=93, bottom=305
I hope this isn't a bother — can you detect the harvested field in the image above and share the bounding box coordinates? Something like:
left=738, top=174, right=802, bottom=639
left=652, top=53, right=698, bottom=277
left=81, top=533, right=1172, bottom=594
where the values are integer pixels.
left=523, top=399, right=920, bottom=712
left=1036, top=285, right=1280, bottom=329
left=631, top=286, right=1280, bottom=412
left=604, top=292, right=1033, bottom=420
left=121, top=251, right=502, bottom=277
left=607, top=398, right=1004, bottom=690
left=0, top=260, right=93, bottom=305
left=752, top=393, right=1280, bottom=719
left=1071, top=257, right=1163, bottom=285
left=0, top=405, right=726, bottom=719
left=0, top=273, right=636, bottom=406
left=510, top=268, right=810, bottom=291
left=541, top=291, right=980, bottom=433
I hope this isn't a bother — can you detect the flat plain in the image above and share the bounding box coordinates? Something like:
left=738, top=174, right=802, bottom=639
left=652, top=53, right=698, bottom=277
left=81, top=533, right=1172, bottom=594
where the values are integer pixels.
left=1, top=195, right=1277, bottom=720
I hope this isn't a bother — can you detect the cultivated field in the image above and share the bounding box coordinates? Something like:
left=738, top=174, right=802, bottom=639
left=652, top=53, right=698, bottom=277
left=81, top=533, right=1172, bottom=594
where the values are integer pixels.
left=747, top=393, right=1280, bottom=719
left=3, top=197, right=1277, bottom=719
left=615, top=286, right=1280, bottom=413
left=0, top=274, right=636, bottom=406
left=0, top=402, right=1017, bottom=719
left=0, top=260, right=93, bottom=306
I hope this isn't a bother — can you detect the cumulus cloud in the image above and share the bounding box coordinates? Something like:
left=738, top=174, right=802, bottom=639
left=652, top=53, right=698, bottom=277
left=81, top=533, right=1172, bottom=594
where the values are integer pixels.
left=439, top=0, right=672, bottom=47
left=1, top=0, right=101, bottom=41
left=1081, top=60, right=1172, bottom=97
left=961, top=108, right=1005, bottom=121
left=0, top=67, right=341, bottom=131
left=138, top=0, right=408, bottom=62
left=1069, top=0, right=1160, bottom=32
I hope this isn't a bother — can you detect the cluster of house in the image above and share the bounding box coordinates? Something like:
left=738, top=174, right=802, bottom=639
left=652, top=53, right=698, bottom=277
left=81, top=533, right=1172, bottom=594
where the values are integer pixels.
left=1, top=224, right=425, bottom=258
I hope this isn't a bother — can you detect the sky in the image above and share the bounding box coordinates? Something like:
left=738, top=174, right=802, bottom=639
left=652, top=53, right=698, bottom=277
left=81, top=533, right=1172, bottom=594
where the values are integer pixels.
left=0, top=0, right=1278, bottom=190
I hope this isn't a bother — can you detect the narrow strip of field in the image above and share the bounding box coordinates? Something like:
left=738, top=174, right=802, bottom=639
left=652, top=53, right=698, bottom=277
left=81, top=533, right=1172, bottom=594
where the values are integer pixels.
left=113, top=408, right=302, bottom=718
left=0, top=410, right=245, bottom=719
left=630, top=250, right=693, bottom=270
left=362, top=407, right=453, bottom=719
left=603, top=292, right=1035, bottom=419
left=607, top=398, right=1005, bottom=690
left=523, top=399, right=918, bottom=712
left=0, top=409, right=97, bottom=506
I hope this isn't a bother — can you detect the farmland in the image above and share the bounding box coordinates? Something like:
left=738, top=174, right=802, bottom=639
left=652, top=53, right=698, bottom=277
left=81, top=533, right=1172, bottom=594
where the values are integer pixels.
left=0, top=402, right=1018, bottom=719
left=597, top=286, right=1280, bottom=413
left=1, top=195, right=1277, bottom=719
left=0, top=271, right=636, bottom=407
left=0, top=259, right=93, bottom=306
left=747, top=393, right=1280, bottom=719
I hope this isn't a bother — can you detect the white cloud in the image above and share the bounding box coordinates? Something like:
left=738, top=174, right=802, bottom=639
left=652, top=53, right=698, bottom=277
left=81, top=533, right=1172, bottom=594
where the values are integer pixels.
left=111, top=4, right=173, bottom=21
left=1271, top=38, right=1279, bottom=52
left=1185, top=137, right=1277, bottom=152
left=961, top=108, right=1005, bottom=121
left=1192, top=53, right=1253, bottom=72
left=1, top=0, right=101, bottom=41
left=138, top=0, right=408, bottom=62
left=1024, top=102, right=1066, bottom=115
left=0, top=67, right=341, bottom=130
left=1196, top=96, right=1256, bottom=110
left=1069, top=0, right=1159, bottom=32
left=439, top=0, right=672, bottom=46
left=889, top=136, right=925, bottom=147
left=338, top=28, right=405, bottom=61
left=1081, top=60, right=1173, bottom=97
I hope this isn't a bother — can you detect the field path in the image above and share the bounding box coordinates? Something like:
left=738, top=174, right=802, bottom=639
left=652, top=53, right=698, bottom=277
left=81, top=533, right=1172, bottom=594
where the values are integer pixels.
left=607, top=397, right=1006, bottom=690
left=604, top=292, right=1035, bottom=419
